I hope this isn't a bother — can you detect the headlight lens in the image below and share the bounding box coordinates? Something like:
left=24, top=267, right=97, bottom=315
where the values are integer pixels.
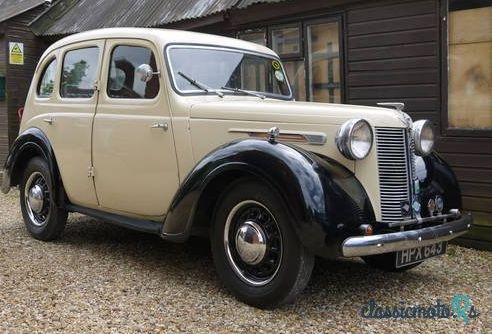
left=412, top=120, right=434, bottom=156
left=336, top=119, right=373, bottom=160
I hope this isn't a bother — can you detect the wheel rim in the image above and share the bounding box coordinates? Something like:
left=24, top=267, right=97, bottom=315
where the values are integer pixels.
left=24, top=172, right=51, bottom=227
left=224, top=200, right=283, bottom=286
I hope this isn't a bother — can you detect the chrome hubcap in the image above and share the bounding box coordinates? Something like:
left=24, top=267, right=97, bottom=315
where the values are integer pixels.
left=24, top=172, right=50, bottom=227
left=235, top=221, right=267, bottom=265
left=224, top=200, right=283, bottom=286
left=28, top=184, right=44, bottom=213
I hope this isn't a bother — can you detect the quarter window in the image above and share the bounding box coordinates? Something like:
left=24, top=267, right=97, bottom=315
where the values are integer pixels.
left=107, top=45, right=159, bottom=99
left=37, top=58, right=57, bottom=98
left=60, top=47, right=100, bottom=98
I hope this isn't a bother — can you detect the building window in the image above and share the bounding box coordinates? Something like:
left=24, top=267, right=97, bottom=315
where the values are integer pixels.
left=37, top=58, right=57, bottom=98
left=237, top=16, right=342, bottom=103
left=61, top=47, right=100, bottom=98
left=237, top=30, right=266, bottom=46
left=306, top=21, right=341, bottom=103
left=448, top=4, right=492, bottom=130
left=270, top=25, right=301, bottom=57
left=108, top=45, right=159, bottom=99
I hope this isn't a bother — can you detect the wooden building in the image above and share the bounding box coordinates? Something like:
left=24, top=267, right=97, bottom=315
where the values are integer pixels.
left=0, top=0, right=48, bottom=166
left=2, top=0, right=491, bottom=248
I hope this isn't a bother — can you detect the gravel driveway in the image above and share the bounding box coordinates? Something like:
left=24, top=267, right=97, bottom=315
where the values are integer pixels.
left=0, top=190, right=489, bottom=333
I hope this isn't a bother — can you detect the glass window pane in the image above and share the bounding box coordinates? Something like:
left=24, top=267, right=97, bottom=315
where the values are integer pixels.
left=238, top=31, right=266, bottom=46
left=448, top=6, right=492, bottom=129
left=284, top=61, right=306, bottom=101
left=61, top=47, right=99, bottom=98
left=108, top=45, right=159, bottom=99
left=168, top=47, right=291, bottom=98
left=37, top=58, right=57, bottom=98
left=306, top=21, right=341, bottom=103
left=271, top=26, right=301, bottom=56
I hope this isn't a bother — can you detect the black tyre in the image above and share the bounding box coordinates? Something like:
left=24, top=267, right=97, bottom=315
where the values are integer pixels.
left=211, top=179, right=314, bottom=308
left=19, top=157, right=68, bottom=241
left=362, top=252, right=423, bottom=272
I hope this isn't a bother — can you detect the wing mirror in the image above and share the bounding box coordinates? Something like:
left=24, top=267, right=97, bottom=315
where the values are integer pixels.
left=136, top=64, right=159, bottom=83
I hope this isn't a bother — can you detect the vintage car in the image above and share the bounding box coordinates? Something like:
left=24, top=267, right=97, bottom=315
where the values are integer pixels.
left=1, top=28, right=472, bottom=308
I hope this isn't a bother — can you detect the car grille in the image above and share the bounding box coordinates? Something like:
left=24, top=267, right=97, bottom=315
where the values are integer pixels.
left=375, top=127, right=413, bottom=224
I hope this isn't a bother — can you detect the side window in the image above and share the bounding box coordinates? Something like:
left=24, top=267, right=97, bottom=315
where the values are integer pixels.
left=37, top=58, right=57, bottom=98
left=60, top=47, right=99, bottom=98
left=107, top=45, right=159, bottom=99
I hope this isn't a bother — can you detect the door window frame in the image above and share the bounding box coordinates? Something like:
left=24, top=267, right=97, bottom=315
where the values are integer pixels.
left=58, top=41, right=105, bottom=102
left=106, top=43, right=161, bottom=100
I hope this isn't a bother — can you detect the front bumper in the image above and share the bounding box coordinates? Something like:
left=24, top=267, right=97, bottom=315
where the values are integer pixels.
left=342, top=213, right=473, bottom=257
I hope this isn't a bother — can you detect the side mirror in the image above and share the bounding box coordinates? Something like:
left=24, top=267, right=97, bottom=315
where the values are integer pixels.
left=136, top=64, right=159, bottom=83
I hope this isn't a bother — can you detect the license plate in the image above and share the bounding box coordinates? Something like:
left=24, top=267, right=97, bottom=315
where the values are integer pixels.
left=395, top=242, right=447, bottom=268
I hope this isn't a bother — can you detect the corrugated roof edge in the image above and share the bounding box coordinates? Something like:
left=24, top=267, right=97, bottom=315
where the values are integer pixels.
left=0, top=0, right=46, bottom=23
left=29, top=0, right=290, bottom=37
left=29, top=0, right=81, bottom=36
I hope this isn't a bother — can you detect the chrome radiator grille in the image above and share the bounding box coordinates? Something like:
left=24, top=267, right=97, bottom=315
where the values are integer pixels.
left=375, top=127, right=412, bottom=224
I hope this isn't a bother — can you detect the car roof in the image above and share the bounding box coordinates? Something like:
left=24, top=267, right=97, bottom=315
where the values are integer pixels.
left=43, top=27, right=277, bottom=58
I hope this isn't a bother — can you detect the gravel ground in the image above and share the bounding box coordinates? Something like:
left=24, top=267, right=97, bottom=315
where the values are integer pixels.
left=0, top=190, right=490, bottom=333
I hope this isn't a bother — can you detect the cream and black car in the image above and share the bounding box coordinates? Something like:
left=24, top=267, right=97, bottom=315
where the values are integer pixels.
left=1, top=28, right=472, bottom=308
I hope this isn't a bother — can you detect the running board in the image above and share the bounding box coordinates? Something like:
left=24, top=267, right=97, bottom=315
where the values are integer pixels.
left=65, top=204, right=163, bottom=235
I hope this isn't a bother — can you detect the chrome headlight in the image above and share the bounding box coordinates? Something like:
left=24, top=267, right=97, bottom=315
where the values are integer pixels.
left=412, top=120, right=434, bottom=156
left=336, top=119, right=373, bottom=160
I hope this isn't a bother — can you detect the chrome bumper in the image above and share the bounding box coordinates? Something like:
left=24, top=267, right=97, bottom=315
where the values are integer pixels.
left=342, top=214, right=473, bottom=257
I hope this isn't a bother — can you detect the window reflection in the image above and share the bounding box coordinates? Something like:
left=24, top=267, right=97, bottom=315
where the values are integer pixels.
left=307, top=21, right=341, bottom=103
left=61, top=47, right=99, bottom=98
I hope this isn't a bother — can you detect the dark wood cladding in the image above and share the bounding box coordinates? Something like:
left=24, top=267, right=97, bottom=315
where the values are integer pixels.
left=345, top=0, right=491, bottom=247
left=0, top=7, right=46, bottom=164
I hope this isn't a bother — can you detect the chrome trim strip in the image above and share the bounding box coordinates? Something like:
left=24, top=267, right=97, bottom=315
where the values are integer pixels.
left=228, top=128, right=327, bottom=145
left=342, top=214, right=473, bottom=257
left=386, top=210, right=461, bottom=228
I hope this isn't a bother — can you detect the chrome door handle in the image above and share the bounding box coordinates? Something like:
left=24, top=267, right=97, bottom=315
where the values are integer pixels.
left=150, top=122, right=168, bottom=131
left=43, top=117, right=54, bottom=125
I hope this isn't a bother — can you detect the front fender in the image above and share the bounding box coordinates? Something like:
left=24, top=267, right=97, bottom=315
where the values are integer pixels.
left=416, top=152, right=462, bottom=215
left=162, top=138, right=373, bottom=257
left=1, top=128, right=62, bottom=203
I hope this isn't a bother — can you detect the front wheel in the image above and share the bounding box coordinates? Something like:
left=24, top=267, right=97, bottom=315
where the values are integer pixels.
left=211, top=179, right=314, bottom=308
left=20, top=157, right=68, bottom=241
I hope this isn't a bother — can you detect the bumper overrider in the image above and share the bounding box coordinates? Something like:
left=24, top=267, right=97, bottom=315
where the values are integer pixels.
left=342, top=211, right=473, bottom=257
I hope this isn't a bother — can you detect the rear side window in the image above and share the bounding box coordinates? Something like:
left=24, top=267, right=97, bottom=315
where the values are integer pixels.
left=60, top=47, right=99, bottom=98
left=37, top=58, right=57, bottom=98
left=107, top=45, right=159, bottom=99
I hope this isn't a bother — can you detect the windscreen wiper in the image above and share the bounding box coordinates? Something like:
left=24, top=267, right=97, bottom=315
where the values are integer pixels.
left=220, top=86, right=265, bottom=99
left=178, top=71, right=223, bottom=97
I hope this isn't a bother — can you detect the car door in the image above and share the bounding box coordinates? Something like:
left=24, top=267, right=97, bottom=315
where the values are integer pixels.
left=27, top=41, right=105, bottom=208
left=92, top=39, right=179, bottom=217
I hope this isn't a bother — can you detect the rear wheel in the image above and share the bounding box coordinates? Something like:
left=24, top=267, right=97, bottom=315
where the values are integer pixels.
left=211, top=179, right=314, bottom=308
left=20, top=157, right=68, bottom=241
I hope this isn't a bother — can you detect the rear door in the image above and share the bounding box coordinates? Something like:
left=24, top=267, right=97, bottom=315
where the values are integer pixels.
left=92, top=39, right=179, bottom=217
left=32, top=40, right=105, bottom=208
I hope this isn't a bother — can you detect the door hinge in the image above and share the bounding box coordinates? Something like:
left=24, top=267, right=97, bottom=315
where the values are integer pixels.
left=88, top=166, right=95, bottom=178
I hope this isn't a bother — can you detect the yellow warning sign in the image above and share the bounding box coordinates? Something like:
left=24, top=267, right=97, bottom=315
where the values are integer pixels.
left=9, top=42, right=24, bottom=65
